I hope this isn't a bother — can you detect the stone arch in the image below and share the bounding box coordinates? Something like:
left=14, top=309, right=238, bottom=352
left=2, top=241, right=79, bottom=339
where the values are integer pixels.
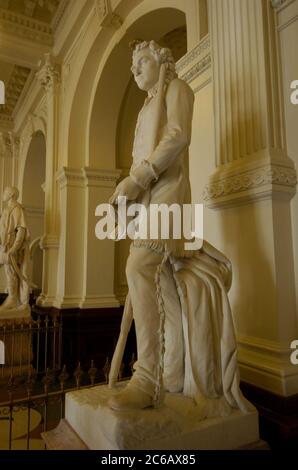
left=66, top=0, right=201, bottom=171
left=88, top=6, right=187, bottom=169
left=18, top=115, right=46, bottom=201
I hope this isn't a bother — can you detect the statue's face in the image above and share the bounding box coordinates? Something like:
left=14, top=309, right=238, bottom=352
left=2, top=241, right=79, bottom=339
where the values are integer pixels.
left=2, top=188, right=12, bottom=203
left=131, top=48, right=160, bottom=91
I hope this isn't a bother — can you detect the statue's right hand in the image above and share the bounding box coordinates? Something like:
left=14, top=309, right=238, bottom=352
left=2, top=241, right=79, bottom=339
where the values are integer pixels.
left=109, top=190, right=119, bottom=205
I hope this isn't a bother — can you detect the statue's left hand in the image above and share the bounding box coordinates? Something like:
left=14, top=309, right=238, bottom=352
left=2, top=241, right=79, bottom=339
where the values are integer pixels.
left=109, top=176, right=142, bottom=204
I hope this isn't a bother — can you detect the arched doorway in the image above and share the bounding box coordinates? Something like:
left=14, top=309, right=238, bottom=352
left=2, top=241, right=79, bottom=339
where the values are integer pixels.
left=22, top=131, right=46, bottom=296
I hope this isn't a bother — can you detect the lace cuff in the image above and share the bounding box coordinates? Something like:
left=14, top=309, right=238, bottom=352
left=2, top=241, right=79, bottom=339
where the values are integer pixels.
left=130, top=160, right=158, bottom=190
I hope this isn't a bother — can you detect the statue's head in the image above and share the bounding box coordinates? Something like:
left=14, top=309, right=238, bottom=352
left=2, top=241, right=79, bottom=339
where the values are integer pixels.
left=130, top=40, right=177, bottom=91
left=2, top=186, right=19, bottom=203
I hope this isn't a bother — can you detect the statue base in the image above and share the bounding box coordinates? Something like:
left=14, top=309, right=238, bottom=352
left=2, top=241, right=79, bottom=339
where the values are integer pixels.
left=42, top=383, right=261, bottom=450
left=0, top=304, right=31, bottom=321
left=0, top=305, right=32, bottom=377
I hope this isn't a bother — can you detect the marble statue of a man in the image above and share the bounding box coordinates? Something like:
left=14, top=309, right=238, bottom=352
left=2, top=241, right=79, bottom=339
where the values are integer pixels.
left=0, top=186, right=31, bottom=311
left=108, top=41, right=251, bottom=417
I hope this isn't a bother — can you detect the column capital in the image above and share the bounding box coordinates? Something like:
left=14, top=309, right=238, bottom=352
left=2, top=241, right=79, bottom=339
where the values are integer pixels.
left=94, top=0, right=123, bottom=29
left=0, top=131, right=20, bottom=158
left=36, top=53, right=61, bottom=92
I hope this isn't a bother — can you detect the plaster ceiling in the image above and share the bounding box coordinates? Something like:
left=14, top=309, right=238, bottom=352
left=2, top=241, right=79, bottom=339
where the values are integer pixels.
left=0, top=0, right=63, bottom=129
left=0, top=0, right=60, bottom=23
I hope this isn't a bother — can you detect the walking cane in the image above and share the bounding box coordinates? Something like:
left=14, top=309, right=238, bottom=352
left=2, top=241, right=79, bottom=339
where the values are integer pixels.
left=109, top=63, right=167, bottom=388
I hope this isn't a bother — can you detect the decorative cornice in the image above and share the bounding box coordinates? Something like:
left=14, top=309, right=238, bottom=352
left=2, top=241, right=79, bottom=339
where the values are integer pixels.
left=0, top=8, right=53, bottom=45
left=83, top=167, right=121, bottom=185
left=203, top=162, right=297, bottom=208
left=176, top=35, right=211, bottom=85
left=94, top=0, right=123, bottom=29
left=40, top=234, right=60, bottom=250
left=176, top=35, right=210, bottom=73
left=56, top=167, right=84, bottom=188
left=180, top=55, right=211, bottom=84
left=36, top=53, right=60, bottom=91
left=56, top=166, right=121, bottom=189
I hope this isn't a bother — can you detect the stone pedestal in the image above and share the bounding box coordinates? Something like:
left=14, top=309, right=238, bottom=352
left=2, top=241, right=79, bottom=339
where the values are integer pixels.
left=0, top=306, right=33, bottom=379
left=0, top=305, right=31, bottom=321
left=44, top=383, right=260, bottom=450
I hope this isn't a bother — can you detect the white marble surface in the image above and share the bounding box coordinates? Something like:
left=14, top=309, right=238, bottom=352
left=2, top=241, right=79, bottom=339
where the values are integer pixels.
left=0, top=304, right=31, bottom=322
left=65, top=383, right=259, bottom=450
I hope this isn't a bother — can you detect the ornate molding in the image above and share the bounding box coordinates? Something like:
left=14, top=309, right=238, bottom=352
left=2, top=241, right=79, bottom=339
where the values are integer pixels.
left=36, top=53, right=60, bottom=91
left=94, top=0, right=122, bottom=29
left=40, top=234, right=60, bottom=250
left=203, top=162, right=297, bottom=208
left=180, top=55, right=211, bottom=84
left=176, top=35, right=211, bottom=85
left=56, top=167, right=84, bottom=189
left=0, top=131, right=20, bottom=158
left=176, top=35, right=210, bottom=73
left=56, top=166, right=121, bottom=189
left=83, top=167, right=121, bottom=186
left=0, top=8, right=53, bottom=45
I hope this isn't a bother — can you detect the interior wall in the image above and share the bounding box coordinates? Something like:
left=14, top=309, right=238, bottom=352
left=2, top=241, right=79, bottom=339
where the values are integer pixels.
left=22, top=131, right=46, bottom=291
left=278, top=6, right=298, bottom=321
left=189, top=82, right=215, bottom=205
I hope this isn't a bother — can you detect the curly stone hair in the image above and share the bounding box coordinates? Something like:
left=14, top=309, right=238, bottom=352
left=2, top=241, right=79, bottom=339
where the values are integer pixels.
left=130, top=39, right=177, bottom=85
left=3, top=186, right=19, bottom=200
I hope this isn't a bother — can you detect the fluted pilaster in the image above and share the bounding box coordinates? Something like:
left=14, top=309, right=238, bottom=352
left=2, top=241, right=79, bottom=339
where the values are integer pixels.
left=206, top=0, right=296, bottom=208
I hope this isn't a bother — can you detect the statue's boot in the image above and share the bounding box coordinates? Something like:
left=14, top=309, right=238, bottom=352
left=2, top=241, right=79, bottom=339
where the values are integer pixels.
left=0, top=283, right=18, bottom=310
left=0, top=297, right=18, bottom=310
left=108, top=383, right=153, bottom=411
